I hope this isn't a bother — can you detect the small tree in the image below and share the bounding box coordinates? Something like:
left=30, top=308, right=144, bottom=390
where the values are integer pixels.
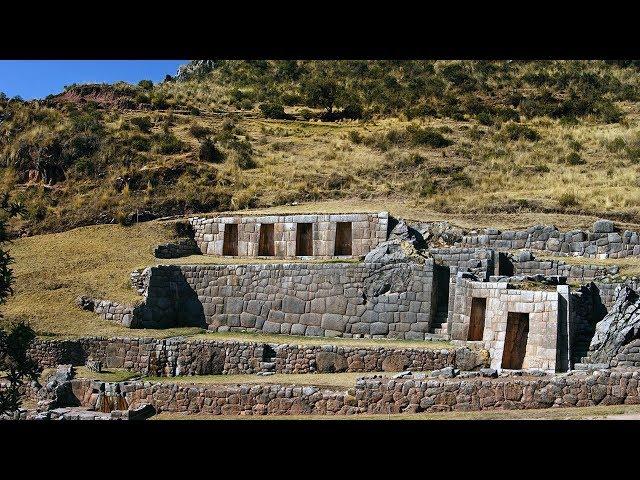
left=302, top=78, right=341, bottom=116
left=0, top=321, right=39, bottom=415
left=0, top=194, right=39, bottom=416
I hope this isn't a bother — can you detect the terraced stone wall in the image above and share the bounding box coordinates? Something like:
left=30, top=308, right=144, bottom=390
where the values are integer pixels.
left=28, top=337, right=485, bottom=376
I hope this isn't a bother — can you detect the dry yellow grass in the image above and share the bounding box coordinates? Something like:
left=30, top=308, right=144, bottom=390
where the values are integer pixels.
left=189, top=330, right=452, bottom=350
left=0, top=221, right=206, bottom=338
left=144, top=371, right=392, bottom=389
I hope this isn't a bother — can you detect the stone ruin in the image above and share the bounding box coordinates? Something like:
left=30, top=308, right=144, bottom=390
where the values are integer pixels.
left=76, top=212, right=640, bottom=375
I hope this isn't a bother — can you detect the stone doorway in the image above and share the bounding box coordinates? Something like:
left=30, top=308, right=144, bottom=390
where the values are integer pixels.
left=258, top=224, right=275, bottom=256
left=222, top=224, right=238, bottom=256
left=497, top=252, right=514, bottom=276
left=334, top=222, right=352, bottom=256
left=468, top=297, right=486, bottom=341
left=501, top=312, right=529, bottom=369
left=296, top=223, right=313, bottom=256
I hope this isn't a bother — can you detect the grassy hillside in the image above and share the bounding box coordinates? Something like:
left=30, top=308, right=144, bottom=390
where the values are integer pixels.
left=2, top=60, right=640, bottom=237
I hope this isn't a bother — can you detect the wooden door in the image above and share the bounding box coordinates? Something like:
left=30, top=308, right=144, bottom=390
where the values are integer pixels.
left=222, top=224, right=238, bottom=256
left=501, top=312, right=529, bottom=369
left=468, top=297, right=486, bottom=341
left=334, top=222, right=352, bottom=256
left=258, top=224, right=275, bottom=256
left=296, top=223, right=313, bottom=256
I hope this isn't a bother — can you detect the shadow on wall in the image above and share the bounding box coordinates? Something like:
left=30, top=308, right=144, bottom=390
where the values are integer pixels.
left=139, top=266, right=206, bottom=329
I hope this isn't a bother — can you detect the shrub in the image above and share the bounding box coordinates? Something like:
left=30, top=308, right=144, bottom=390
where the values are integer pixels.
left=558, top=192, right=578, bottom=207
left=153, top=133, right=186, bottom=154
left=298, top=108, right=315, bottom=120
left=340, top=103, right=364, bottom=120
left=567, top=139, right=582, bottom=151
left=348, top=130, right=363, bottom=144
left=189, top=124, right=212, bottom=139
left=138, top=80, right=154, bottom=90
left=150, top=93, right=169, bottom=110
left=606, top=137, right=626, bottom=153
left=477, top=112, right=494, bottom=126
left=419, top=179, right=438, bottom=196
left=501, top=122, right=540, bottom=141
left=116, top=210, right=134, bottom=226
left=565, top=152, right=586, bottom=165
left=129, top=134, right=151, bottom=152
left=259, top=103, right=290, bottom=120
left=626, top=145, right=640, bottom=163
left=74, top=157, right=95, bottom=176
left=228, top=138, right=256, bottom=169
left=130, top=116, right=153, bottom=133
left=406, top=125, right=453, bottom=148
left=67, top=132, right=101, bottom=158
left=451, top=171, right=473, bottom=187
left=198, top=138, right=224, bottom=163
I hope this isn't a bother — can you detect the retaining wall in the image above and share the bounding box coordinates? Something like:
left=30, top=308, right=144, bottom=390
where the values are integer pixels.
left=455, top=222, right=640, bottom=259
left=137, top=261, right=437, bottom=339
left=28, top=337, right=485, bottom=376
left=66, top=369, right=640, bottom=416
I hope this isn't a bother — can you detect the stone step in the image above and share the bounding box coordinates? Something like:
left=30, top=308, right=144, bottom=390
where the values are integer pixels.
left=259, top=361, right=275, bottom=371
left=574, top=362, right=609, bottom=371
left=424, top=332, right=449, bottom=341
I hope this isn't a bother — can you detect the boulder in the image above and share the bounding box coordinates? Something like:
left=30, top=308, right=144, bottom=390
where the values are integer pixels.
left=315, top=351, right=348, bottom=373
left=381, top=354, right=410, bottom=372
left=585, top=285, right=640, bottom=365
left=593, top=219, right=615, bottom=233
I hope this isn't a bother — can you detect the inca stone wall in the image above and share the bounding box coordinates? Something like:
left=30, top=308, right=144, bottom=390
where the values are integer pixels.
left=504, top=250, right=618, bottom=281
left=450, top=275, right=568, bottom=371
left=613, top=339, right=640, bottom=368
left=61, top=369, right=640, bottom=416
left=27, top=337, right=485, bottom=375
left=141, top=261, right=437, bottom=339
left=454, top=220, right=640, bottom=259
left=189, top=212, right=388, bottom=258
left=353, top=369, right=640, bottom=413
left=91, top=299, right=141, bottom=328
left=154, top=238, right=200, bottom=259
left=428, top=247, right=494, bottom=280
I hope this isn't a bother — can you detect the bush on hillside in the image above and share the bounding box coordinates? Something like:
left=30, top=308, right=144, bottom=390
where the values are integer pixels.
left=406, top=125, right=453, bottom=148
left=259, top=103, right=291, bottom=120
left=565, top=152, right=586, bottom=165
left=189, top=124, right=212, bottom=139
left=198, top=138, right=224, bottom=163
left=501, top=122, right=540, bottom=141
left=130, top=116, right=153, bottom=133
left=153, top=133, right=186, bottom=154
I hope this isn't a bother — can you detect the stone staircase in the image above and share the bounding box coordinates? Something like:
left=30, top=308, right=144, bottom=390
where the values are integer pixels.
left=258, top=344, right=277, bottom=374
left=429, top=310, right=450, bottom=339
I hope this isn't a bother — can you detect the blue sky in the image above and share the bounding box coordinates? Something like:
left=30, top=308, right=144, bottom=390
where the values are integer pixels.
left=0, top=60, right=186, bottom=100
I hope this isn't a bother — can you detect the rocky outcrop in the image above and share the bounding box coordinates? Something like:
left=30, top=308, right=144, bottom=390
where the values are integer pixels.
left=176, top=60, right=216, bottom=81
left=585, top=285, right=640, bottom=365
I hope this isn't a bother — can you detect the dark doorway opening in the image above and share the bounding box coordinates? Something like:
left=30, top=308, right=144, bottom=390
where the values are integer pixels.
left=334, top=222, right=352, bottom=256
left=468, top=297, right=487, bottom=341
left=258, top=224, right=275, bottom=256
left=501, top=312, right=529, bottom=369
left=432, top=263, right=451, bottom=332
left=222, top=224, right=238, bottom=256
left=498, top=252, right=514, bottom=276
left=262, top=344, right=277, bottom=361
left=296, top=223, right=313, bottom=256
